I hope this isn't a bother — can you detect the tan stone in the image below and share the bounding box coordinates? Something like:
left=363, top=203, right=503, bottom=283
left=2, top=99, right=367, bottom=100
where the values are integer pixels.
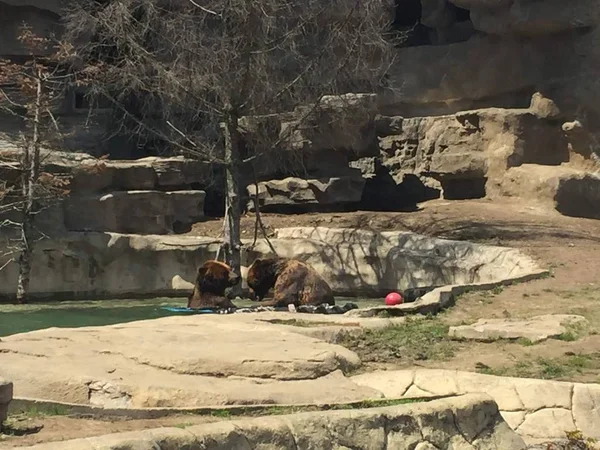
left=495, top=164, right=600, bottom=220
left=413, top=370, right=460, bottom=397
left=0, top=316, right=382, bottom=408
left=144, top=427, right=198, bottom=450
left=572, top=384, right=600, bottom=438
left=513, top=379, right=573, bottom=411
left=453, top=372, right=525, bottom=412
left=351, top=371, right=415, bottom=399
left=517, top=408, right=576, bottom=439
left=529, top=92, right=561, bottom=119
left=403, top=384, right=434, bottom=398
left=0, top=377, right=13, bottom=423
left=448, top=315, right=588, bottom=343
left=349, top=369, right=600, bottom=441
left=501, top=411, right=526, bottom=430
left=414, top=443, right=438, bottom=450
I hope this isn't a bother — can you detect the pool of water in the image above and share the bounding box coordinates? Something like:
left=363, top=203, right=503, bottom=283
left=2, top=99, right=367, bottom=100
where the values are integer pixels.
left=0, top=297, right=382, bottom=337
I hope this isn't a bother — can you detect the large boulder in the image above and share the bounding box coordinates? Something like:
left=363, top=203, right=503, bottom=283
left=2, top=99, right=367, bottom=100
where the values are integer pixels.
left=448, top=314, right=590, bottom=342
left=247, top=174, right=366, bottom=212
left=494, top=164, right=600, bottom=219
left=240, top=94, right=379, bottom=170
left=0, top=316, right=375, bottom=407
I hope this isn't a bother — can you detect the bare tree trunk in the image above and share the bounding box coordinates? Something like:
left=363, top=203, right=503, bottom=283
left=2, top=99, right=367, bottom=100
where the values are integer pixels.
left=16, top=74, right=42, bottom=304
left=222, top=106, right=242, bottom=278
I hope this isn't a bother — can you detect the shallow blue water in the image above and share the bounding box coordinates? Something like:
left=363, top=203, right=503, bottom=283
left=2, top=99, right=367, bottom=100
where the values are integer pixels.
left=0, top=297, right=382, bottom=337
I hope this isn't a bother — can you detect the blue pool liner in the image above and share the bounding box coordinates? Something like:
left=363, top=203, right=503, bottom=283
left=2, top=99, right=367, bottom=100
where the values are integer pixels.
left=161, top=306, right=217, bottom=314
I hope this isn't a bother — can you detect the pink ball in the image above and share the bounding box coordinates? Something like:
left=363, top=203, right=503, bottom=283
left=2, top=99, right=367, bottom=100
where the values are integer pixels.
left=385, top=292, right=403, bottom=306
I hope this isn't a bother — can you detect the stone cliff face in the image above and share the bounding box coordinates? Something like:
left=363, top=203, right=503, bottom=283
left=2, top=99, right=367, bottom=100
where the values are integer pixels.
left=0, top=0, right=599, bottom=221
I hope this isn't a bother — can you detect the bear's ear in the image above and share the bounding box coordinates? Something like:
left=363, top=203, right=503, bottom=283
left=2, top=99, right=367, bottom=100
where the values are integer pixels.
left=197, top=266, right=209, bottom=278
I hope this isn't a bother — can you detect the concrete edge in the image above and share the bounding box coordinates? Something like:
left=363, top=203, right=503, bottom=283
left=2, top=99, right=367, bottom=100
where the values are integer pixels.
left=8, top=394, right=454, bottom=420
left=346, top=269, right=550, bottom=317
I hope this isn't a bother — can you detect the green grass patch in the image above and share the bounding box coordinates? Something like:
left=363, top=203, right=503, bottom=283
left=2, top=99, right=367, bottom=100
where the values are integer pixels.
left=516, top=338, right=535, bottom=347
left=491, top=286, right=504, bottom=296
left=244, top=398, right=425, bottom=418
left=556, top=321, right=591, bottom=342
left=10, top=404, right=70, bottom=419
left=5, top=398, right=429, bottom=429
left=2, top=405, right=69, bottom=437
left=338, top=317, right=456, bottom=364
left=476, top=353, right=600, bottom=380
left=169, top=398, right=429, bottom=423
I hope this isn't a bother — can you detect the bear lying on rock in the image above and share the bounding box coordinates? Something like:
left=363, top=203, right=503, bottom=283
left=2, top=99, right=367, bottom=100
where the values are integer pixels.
left=246, top=257, right=335, bottom=308
left=187, top=260, right=240, bottom=309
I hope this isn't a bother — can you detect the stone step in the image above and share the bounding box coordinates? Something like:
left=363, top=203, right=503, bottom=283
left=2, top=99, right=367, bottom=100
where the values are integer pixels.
left=493, top=164, right=600, bottom=219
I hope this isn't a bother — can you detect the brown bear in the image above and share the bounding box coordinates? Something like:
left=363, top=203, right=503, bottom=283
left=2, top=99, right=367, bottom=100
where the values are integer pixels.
left=246, top=257, right=335, bottom=308
left=187, top=260, right=240, bottom=309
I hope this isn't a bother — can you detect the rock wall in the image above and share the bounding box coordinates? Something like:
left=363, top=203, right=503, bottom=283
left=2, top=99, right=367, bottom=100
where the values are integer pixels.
left=1, top=0, right=600, bottom=221
left=0, top=228, right=544, bottom=300
left=352, top=369, right=600, bottom=442
left=0, top=149, right=217, bottom=234
left=13, top=394, right=527, bottom=450
left=241, top=94, right=599, bottom=213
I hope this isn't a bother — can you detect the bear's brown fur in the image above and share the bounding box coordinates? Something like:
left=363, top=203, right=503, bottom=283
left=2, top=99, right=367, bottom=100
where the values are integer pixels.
left=246, top=257, right=335, bottom=307
left=187, top=260, right=240, bottom=309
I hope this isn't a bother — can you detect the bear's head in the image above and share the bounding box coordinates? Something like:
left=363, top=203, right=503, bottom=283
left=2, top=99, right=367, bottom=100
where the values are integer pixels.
left=196, top=260, right=240, bottom=294
left=246, top=257, right=282, bottom=301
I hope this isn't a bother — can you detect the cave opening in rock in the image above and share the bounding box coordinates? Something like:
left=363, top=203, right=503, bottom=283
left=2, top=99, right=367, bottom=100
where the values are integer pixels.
left=391, top=0, right=475, bottom=47
left=441, top=177, right=487, bottom=200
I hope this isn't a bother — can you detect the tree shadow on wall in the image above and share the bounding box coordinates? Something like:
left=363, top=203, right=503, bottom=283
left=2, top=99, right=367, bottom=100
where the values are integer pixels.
left=267, top=227, right=454, bottom=301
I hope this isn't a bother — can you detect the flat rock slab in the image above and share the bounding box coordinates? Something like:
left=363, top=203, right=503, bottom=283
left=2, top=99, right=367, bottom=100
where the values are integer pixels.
left=0, top=377, right=13, bottom=423
left=351, top=369, right=600, bottom=442
left=14, top=394, right=527, bottom=450
left=0, top=316, right=382, bottom=408
left=448, top=314, right=588, bottom=342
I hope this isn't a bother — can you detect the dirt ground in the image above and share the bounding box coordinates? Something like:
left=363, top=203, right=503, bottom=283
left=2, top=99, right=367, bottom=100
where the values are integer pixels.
left=1, top=414, right=227, bottom=448
left=3, top=198, right=599, bottom=447
left=194, top=198, right=600, bottom=381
